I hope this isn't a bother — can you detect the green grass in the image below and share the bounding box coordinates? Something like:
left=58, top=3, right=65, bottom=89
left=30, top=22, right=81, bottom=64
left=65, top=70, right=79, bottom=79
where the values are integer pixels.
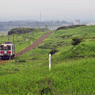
left=0, top=25, right=95, bottom=94
left=0, top=57, right=95, bottom=95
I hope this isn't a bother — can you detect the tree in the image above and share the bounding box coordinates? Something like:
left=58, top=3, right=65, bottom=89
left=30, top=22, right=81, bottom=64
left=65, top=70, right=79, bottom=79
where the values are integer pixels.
left=8, top=28, right=34, bottom=35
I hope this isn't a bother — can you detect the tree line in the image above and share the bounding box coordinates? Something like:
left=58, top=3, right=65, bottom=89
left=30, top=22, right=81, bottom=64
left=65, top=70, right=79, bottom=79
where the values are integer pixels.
left=8, top=28, right=34, bottom=35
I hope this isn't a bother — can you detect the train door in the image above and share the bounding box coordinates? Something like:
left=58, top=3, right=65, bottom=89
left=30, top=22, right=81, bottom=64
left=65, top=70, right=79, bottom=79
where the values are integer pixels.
left=7, top=45, right=11, bottom=55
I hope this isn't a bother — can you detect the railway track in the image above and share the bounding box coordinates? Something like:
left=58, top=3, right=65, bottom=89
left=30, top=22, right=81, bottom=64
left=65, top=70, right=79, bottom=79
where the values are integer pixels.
left=0, top=32, right=52, bottom=64
left=15, top=32, right=52, bottom=57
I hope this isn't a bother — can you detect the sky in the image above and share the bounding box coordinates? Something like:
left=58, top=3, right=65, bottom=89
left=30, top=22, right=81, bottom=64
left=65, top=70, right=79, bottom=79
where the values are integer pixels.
left=0, top=0, right=95, bottom=22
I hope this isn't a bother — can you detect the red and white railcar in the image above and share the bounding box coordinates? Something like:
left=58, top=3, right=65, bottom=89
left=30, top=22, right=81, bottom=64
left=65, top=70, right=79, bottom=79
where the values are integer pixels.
left=0, top=42, right=15, bottom=60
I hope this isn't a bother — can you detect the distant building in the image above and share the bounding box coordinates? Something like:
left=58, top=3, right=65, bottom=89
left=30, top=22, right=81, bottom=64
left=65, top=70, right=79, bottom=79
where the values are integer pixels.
left=62, top=24, right=69, bottom=26
left=86, top=22, right=95, bottom=26
left=74, top=19, right=80, bottom=25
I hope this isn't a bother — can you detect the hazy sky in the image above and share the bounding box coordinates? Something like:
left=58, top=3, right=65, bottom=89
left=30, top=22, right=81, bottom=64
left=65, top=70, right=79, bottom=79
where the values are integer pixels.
left=0, top=0, right=95, bottom=21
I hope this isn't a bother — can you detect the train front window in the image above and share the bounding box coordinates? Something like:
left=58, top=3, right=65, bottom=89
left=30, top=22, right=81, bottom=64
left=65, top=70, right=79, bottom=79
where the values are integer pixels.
left=7, top=46, right=11, bottom=50
left=0, top=46, right=3, bottom=50
left=4, top=47, right=7, bottom=50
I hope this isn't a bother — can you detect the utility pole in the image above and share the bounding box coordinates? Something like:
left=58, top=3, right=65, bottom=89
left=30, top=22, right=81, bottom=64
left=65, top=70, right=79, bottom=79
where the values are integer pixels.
left=45, top=25, right=47, bottom=29
left=40, top=12, right=42, bottom=22
left=32, top=30, right=34, bottom=41
left=8, top=34, right=9, bottom=42
left=36, top=22, right=39, bottom=29
left=13, top=33, right=14, bottom=44
left=39, top=12, right=42, bottom=29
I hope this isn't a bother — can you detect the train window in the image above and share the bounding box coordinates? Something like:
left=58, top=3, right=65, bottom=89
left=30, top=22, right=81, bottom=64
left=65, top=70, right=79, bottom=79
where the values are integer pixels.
left=7, top=46, right=11, bottom=50
left=0, top=46, right=3, bottom=50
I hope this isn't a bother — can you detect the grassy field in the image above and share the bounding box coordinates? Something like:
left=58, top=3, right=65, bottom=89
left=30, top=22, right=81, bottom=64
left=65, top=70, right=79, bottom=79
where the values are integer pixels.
left=0, top=26, right=95, bottom=94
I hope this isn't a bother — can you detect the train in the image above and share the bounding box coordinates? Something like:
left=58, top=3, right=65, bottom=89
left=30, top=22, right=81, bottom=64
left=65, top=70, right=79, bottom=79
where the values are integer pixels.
left=0, top=42, right=15, bottom=60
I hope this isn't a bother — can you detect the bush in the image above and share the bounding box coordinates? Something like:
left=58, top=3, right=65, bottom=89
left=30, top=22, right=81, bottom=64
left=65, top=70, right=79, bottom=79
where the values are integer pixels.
left=15, top=58, right=26, bottom=63
left=8, top=28, right=34, bottom=35
left=71, top=37, right=82, bottom=46
left=49, top=49, right=58, bottom=55
left=56, top=25, right=86, bottom=31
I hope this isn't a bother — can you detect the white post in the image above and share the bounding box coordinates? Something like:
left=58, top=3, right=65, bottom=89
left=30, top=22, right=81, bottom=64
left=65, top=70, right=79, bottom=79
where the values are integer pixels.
left=26, top=39, right=28, bottom=41
left=31, top=41, right=33, bottom=44
left=49, top=54, right=51, bottom=71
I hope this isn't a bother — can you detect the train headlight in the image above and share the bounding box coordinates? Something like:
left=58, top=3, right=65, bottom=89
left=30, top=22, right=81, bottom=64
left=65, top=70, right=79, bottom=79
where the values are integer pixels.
left=4, top=44, right=7, bottom=47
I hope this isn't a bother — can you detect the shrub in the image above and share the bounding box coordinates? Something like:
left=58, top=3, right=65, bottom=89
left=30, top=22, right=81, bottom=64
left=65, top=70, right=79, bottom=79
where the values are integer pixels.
left=49, top=49, right=58, bottom=55
left=71, top=37, right=82, bottom=46
left=8, top=28, right=34, bottom=35
left=15, top=58, right=26, bottom=63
